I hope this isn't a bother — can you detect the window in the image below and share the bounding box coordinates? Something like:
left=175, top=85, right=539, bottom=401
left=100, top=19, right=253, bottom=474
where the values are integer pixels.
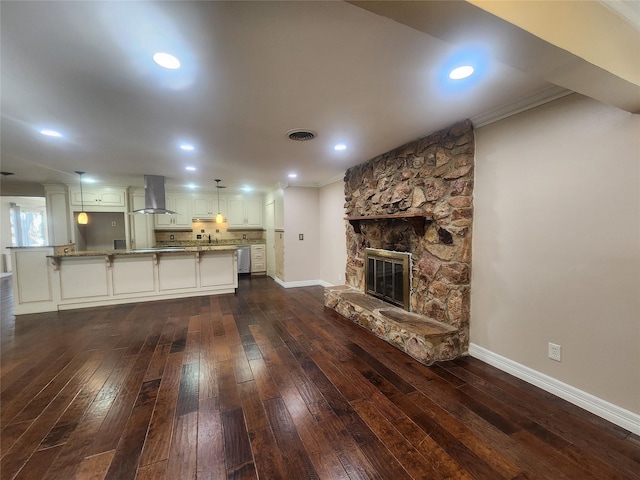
left=10, top=202, right=48, bottom=246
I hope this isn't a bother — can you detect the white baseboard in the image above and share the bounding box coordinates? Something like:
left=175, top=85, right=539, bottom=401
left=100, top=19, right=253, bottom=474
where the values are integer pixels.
left=273, top=278, right=332, bottom=288
left=469, top=343, right=640, bottom=435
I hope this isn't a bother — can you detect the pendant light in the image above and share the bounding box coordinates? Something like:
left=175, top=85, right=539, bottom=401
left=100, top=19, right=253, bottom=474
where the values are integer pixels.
left=214, top=179, right=225, bottom=224
left=75, top=171, right=88, bottom=225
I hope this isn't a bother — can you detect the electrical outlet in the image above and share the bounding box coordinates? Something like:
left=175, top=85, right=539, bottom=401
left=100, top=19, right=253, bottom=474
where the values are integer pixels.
left=548, top=342, right=562, bottom=362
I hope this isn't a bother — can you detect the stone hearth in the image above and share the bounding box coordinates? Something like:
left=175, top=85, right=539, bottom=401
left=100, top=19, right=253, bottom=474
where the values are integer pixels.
left=325, top=286, right=460, bottom=364
left=325, top=120, right=474, bottom=364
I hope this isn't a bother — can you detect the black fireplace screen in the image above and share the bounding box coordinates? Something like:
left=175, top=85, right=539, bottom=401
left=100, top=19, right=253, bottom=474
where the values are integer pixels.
left=365, top=248, right=411, bottom=310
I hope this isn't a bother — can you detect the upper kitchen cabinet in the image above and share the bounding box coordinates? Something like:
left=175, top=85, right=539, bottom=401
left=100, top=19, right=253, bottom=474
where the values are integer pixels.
left=192, top=195, right=227, bottom=220
left=44, top=184, right=72, bottom=244
left=227, top=196, right=263, bottom=228
left=128, top=189, right=153, bottom=249
left=69, top=186, right=126, bottom=208
left=154, top=194, right=191, bottom=229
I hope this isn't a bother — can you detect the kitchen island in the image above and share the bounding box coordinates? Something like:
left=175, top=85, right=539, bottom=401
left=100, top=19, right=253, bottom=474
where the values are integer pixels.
left=9, top=246, right=238, bottom=315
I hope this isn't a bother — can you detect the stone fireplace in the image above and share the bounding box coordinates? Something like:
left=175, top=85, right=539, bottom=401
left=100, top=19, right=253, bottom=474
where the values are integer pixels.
left=325, top=120, right=474, bottom=364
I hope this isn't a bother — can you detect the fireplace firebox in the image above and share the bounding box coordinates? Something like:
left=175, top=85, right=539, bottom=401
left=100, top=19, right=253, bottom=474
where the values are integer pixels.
left=365, top=248, right=411, bottom=310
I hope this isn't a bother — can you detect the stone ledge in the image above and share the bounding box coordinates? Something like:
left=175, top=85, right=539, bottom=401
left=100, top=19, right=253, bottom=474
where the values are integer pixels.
left=324, top=286, right=461, bottom=365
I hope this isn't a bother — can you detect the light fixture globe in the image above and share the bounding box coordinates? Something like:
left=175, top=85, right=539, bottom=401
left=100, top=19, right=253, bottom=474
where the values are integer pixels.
left=77, top=212, right=88, bottom=224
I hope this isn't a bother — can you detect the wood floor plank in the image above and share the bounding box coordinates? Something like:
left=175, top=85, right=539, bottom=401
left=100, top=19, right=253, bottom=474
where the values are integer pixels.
left=2, top=276, right=638, bottom=480
left=74, top=451, right=116, bottom=480
left=248, top=427, right=287, bottom=480
left=238, top=380, right=269, bottom=432
left=175, top=362, right=200, bottom=417
left=221, top=407, right=253, bottom=470
left=196, top=396, right=226, bottom=480
left=40, top=346, right=127, bottom=450
left=104, top=379, right=161, bottom=480
left=138, top=352, right=183, bottom=467
left=12, top=444, right=63, bottom=480
left=352, top=398, right=436, bottom=479
left=165, top=411, right=198, bottom=480
left=262, top=396, right=319, bottom=480
left=135, top=460, right=167, bottom=480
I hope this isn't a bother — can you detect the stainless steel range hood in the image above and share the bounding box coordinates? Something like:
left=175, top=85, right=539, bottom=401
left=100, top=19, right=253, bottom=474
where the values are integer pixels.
left=129, top=175, right=177, bottom=215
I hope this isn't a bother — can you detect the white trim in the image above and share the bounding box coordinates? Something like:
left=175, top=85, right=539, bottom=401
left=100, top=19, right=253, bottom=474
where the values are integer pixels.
left=469, top=343, right=640, bottom=435
left=273, top=277, right=331, bottom=288
left=599, top=0, right=640, bottom=30
left=471, top=86, right=572, bottom=128
left=318, top=173, right=345, bottom=188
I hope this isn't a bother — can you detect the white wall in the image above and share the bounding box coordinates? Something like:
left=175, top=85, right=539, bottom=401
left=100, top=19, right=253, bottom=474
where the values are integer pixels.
left=472, top=94, right=640, bottom=414
left=283, top=186, right=321, bottom=283
left=319, top=179, right=348, bottom=286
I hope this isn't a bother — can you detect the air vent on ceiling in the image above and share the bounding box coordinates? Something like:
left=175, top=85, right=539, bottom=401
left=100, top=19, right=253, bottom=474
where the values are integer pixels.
left=287, top=129, right=317, bottom=141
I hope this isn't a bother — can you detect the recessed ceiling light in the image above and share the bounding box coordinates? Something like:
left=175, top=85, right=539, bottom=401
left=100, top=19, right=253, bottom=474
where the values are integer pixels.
left=180, top=144, right=194, bottom=151
left=449, top=65, right=474, bottom=80
left=185, top=166, right=196, bottom=171
left=241, top=186, right=252, bottom=192
left=84, top=177, right=97, bottom=184
left=40, top=129, right=62, bottom=137
left=186, top=183, right=197, bottom=189
left=153, top=52, right=181, bottom=70
left=288, top=173, right=297, bottom=178
left=334, top=143, right=347, bottom=151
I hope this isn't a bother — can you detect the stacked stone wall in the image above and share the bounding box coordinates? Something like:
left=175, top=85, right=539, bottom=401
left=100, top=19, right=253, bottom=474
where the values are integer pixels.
left=344, top=120, right=474, bottom=352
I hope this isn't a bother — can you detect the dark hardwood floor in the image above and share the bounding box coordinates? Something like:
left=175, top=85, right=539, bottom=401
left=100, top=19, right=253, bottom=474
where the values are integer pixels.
left=1, top=275, right=639, bottom=480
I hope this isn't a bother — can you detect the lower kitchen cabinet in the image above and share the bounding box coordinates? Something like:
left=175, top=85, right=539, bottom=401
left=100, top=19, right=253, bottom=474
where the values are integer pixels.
left=250, top=244, right=266, bottom=274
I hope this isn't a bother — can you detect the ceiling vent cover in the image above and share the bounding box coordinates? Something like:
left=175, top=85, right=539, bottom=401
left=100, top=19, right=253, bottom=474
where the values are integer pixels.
left=287, top=129, right=317, bottom=141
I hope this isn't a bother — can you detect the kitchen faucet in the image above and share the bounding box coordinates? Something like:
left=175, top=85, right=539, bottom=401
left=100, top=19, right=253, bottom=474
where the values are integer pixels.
left=203, top=234, right=211, bottom=244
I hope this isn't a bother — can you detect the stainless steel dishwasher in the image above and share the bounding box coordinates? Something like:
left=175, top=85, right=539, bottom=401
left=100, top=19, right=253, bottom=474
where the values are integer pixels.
left=237, top=245, right=251, bottom=274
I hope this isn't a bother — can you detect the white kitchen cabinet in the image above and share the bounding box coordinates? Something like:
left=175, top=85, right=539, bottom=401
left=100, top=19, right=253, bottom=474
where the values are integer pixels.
left=227, top=197, right=263, bottom=228
left=154, top=195, right=191, bottom=229
left=250, top=244, right=266, bottom=274
left=69, top=187, right=126, bottom=207
left=44, top=184, right=71, bottom=245
left=129, top=191, right=153, bottom=249
left=193, top=195, right=227, bottom=219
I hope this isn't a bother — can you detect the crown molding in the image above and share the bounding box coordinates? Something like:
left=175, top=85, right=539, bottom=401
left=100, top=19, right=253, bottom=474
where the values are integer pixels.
left=472, top=86, right=572, bottom=128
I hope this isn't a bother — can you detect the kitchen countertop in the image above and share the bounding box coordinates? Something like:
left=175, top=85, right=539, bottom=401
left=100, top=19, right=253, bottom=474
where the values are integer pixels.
left=156, top=239, right=266, bottom=247
left=47, top=245, right=238, bottom=258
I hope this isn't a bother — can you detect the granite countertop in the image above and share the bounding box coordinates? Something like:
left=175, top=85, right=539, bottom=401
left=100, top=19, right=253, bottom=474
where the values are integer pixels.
left=8, top=243, right=75, bottom=249
left=47, top=245, right=238, bottom=258
left=156, top=239, right=266, bottom=247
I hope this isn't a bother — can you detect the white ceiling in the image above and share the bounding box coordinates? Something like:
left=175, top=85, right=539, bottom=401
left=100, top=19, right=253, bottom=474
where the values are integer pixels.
left=0, top=1, right=628, bottom=194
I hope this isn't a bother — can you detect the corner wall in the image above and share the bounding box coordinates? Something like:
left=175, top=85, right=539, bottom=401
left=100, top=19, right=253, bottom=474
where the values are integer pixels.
left=472, top=94, right=640, bottom=416
left=319, top=179, right=348, bottom=286
left=283, top=186, right=321, bottom=283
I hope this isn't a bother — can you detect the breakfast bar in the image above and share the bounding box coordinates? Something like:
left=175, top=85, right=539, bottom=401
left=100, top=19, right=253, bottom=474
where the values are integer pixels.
left=10, top=246, right=238, bottom=315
